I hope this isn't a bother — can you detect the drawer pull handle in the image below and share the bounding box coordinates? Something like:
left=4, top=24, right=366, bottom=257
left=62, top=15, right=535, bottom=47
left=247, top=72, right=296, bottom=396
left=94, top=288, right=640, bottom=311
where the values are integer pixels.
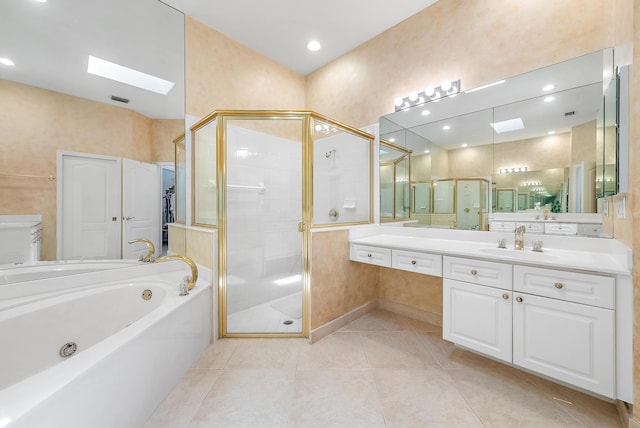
left=470, top=269, right=478, bottom=276
left=411, top=260, right=417, bottom=265
left=516, top=296, right=523, bottom=303
left=502, top=293, right=509, bottom=300
left=367, top=253, right=372, bottom=258
left=554, top=282, right=564, bottom=289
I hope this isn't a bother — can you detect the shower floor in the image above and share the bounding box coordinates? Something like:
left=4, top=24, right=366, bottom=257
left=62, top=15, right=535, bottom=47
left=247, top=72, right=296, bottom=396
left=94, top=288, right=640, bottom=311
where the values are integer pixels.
left=226, top=291, right=302, bottom=334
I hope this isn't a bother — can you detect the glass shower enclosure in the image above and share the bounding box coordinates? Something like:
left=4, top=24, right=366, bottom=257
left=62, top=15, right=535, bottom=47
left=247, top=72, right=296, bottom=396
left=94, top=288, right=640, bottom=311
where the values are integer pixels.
left=191, top=111, right=373, bottom=338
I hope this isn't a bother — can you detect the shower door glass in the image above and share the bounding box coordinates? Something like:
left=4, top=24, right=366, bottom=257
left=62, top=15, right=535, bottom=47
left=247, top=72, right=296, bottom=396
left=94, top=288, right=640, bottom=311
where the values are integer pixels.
left=225, top=118, right=304, bottom=334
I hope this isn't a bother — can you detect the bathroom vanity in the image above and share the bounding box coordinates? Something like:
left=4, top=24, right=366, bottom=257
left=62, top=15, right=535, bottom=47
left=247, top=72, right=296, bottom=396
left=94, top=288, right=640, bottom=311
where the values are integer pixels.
left=0, top=215, right=42, bottom=265
left=349, top=225, right=632, bottom=402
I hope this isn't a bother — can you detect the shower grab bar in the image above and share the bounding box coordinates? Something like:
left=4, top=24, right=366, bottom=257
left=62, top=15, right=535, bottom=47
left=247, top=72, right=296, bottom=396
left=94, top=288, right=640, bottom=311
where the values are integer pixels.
left=227, top=184, right=266, bottom=193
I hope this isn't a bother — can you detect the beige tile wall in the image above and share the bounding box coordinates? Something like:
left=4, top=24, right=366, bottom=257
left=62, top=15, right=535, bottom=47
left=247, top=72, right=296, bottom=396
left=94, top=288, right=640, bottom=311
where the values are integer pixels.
left=184, top=16, right=306, bottom=118
left=310, top=230, right=379, bottom=330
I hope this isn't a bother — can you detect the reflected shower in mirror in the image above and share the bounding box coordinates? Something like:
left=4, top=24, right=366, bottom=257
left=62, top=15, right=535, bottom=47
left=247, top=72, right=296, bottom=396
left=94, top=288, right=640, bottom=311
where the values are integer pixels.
left=380, top=48, right=618, bottom=236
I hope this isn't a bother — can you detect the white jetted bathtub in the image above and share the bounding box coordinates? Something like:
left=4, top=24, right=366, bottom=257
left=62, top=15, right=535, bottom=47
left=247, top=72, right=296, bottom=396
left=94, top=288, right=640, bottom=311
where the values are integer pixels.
left=0, top=259, right=142, bottom=285
left=0, top=261, right=211, bottom=428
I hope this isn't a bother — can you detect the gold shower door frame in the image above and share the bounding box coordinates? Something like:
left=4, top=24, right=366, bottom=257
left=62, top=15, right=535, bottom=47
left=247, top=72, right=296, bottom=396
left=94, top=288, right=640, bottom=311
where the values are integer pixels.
left=190, top=110, right=374, bottom=339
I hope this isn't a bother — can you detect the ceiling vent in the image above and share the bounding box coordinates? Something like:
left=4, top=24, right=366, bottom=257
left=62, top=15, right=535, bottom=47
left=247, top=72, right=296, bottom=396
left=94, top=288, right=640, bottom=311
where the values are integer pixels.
left=564, top=111, right=575, bottom=116
left=110, top=95, right=129, bottom=104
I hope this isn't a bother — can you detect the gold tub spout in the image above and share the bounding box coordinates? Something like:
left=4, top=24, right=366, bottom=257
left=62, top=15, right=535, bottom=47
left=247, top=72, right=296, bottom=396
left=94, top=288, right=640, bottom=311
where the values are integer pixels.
left=155, top=255, right=198, bottom=292
left=128, top=238, right=155, bottom=262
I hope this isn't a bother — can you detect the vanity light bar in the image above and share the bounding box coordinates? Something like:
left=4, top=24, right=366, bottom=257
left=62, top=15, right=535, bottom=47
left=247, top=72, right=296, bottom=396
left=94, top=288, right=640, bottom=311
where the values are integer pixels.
left=393, top=80, right=460, bottom=112
left=499, top=167, right=527, bottom=174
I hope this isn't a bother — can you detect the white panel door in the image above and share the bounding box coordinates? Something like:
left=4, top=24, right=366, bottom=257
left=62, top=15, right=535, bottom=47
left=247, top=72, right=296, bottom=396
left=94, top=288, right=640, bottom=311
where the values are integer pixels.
left=513, top=293, right=615, bottom=398
left=59, top=153, right=121, bottom=259
left=122, top=159, right=160, bottom=260
left=443, top=279, right=512, bottom=363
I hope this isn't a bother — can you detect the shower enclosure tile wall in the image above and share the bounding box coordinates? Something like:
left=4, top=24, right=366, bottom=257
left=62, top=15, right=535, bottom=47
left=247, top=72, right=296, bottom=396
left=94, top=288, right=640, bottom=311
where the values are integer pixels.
left=313, top=126, right=371, bottom=225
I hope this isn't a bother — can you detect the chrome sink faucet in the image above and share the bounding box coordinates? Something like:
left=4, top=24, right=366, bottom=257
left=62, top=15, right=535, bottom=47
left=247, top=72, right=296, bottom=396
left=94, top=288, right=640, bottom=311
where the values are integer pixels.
left=514, top=225, right=526, bottom=250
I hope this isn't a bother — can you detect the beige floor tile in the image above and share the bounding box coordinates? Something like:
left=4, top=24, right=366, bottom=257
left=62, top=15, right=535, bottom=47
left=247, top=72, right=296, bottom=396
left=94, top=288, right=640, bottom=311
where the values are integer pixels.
left=143, top=369, right=221, bottom=428
left=191, top=339, right=239, bottom=369
left=351, top=309, right=411, bottom=331
left=361, top=331, right=438, bottom=368
left=188, top=369, right=295, bottom=428
left=224, top=338, right=303, bottom=369
left=336, top=319, right=360, bottom=332
left=515, top=370, right=622, bottom=427
left=373, top=368, right=484, bottom=427
left=416, top=331, right=505, bottom=369
left=396, top=316, right=442, bottom=333
left=287, top=369, right=386, bottom=428
left=297, top=332, right=368, bottom=369
left=448, top=366, right=585, bottom=427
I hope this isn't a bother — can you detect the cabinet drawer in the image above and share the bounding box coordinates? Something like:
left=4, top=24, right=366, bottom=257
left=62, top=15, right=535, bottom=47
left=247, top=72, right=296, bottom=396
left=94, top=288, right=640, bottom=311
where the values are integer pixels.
left=392, top=249, right=442, bottom=276
left=514, top=265, right=614, bottom=309
left=544, top=223, right=578, bottom=235
left=350, top=244, right=391, bottom=267
left=577, top=223, right=603, bottom=236
left=443, top=256, right=513, bottom=290
left=490, top=221, right=516, bottom=232
left=516, top=222, right=544, bottom=233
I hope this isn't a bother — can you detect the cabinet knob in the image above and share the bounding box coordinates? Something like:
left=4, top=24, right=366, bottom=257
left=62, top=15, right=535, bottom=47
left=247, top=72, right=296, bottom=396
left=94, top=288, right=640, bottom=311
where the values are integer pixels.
left=516, top=296, right=523, bottom=303
left=502, top=293, right=509, bottom=300
left=554, top=282, right=564, bottom=289
left=411, top=260, right=417, bottom=265
left=367, top=253, right=372, bottom=258
left=470, top=269, right=478, bottom=276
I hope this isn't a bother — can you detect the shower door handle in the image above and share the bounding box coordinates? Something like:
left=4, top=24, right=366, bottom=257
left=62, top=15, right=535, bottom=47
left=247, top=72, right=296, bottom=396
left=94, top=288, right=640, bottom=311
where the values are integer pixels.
left=297, top=222, right=306, bottom=232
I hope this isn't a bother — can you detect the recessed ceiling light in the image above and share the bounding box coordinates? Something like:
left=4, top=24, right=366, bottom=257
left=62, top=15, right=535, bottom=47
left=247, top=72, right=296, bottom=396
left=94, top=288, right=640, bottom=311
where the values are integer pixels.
left=542, top=84, right=555, bottom=91
left=548, top=130, right=556, bottom=135
left=0, top=58, right=15, bottom=66
left=490, top=118, right=525, bottom=133
left=34, top=0, right=47, bottom=2
left=544, top=96, right=555, bottom=103
left=442, top=125, right=451, bottom=130
left=307, top=40, right=321, bottom=52
left=87, top=55, right=174, bottom=95
left=461, top=144, right=468, bottom=148
left=389, top=138, right=396, bottom=142
left=424, top=150, right=430, bottom=154
left=421, top=110, right=430, bottom=116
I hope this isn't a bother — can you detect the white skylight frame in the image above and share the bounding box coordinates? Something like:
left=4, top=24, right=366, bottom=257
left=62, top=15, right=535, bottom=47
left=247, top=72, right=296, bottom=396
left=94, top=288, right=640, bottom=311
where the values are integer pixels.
left=87, top=55, right=175, bottom=95
left=490, top=117, right=525, bottom=133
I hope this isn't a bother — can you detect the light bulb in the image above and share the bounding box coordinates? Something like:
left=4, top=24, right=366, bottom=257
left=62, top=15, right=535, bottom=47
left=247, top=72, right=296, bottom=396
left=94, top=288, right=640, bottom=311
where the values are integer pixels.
left=424, top=86, right=435, bottom=96
left=394, top=97, right=404, bottom=107
left=315, top=124, right=322, bottom=132
left=409, top=91, right=418, bottom=101
left=441, top=80, right=452, bottom=91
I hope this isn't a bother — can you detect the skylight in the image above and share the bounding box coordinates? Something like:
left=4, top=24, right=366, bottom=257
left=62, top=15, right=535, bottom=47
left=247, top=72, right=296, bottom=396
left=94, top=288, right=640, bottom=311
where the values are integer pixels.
left=490, top=118, right=524, bottom=133
left=87, top=55, right=174, bottom=95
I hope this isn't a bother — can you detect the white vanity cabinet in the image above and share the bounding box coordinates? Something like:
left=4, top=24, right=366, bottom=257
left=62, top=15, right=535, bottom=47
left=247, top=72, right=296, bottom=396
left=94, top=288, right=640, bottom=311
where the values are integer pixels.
left=443, top=278, right=512, bottom=362
left=512, top=266, right=615, bottom=398
left=442, top=256, right=513, bottom=362
left=350, top=244, right=391, bottom=267
left=391, top=249, right=442, bottom=276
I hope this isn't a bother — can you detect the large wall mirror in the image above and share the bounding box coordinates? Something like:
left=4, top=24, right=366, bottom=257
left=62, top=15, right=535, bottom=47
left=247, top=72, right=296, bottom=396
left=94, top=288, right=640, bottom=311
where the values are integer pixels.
left=380, top=48, right=618, bottom=234
left=0, top=0, right=185, bottom=269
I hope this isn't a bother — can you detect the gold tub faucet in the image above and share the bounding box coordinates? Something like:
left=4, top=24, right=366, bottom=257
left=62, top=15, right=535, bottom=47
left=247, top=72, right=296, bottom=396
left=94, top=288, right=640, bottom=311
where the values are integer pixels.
left=514, top=225, right=526, bottom=250
left=128, top=238, right=155, bottom=262
left=155, top=254, right=198, bottom=294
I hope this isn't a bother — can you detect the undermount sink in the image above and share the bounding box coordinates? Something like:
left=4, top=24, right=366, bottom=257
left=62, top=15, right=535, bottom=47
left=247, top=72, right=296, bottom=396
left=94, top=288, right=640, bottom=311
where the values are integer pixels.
left=479, top=247, right=559, bottom=261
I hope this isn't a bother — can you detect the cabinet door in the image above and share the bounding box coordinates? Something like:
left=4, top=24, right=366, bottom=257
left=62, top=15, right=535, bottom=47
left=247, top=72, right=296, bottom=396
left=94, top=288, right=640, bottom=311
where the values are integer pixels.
left=513, top=293, right=615, bottom=398
left=443, top=279, right=512, bottom=363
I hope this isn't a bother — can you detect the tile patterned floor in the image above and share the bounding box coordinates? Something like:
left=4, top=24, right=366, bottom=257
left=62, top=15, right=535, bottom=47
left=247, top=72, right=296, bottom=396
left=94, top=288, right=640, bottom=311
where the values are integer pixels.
left=144, top=309, right=622, bottom=428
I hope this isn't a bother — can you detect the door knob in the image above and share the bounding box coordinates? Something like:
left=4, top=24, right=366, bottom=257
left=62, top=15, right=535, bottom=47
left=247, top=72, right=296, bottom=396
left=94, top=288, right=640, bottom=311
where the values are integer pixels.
left=502, top=293, right=509, bottom=300
left=516, top=296, right=523, bottom=303
left=554, top=282, right=564, bottom=289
